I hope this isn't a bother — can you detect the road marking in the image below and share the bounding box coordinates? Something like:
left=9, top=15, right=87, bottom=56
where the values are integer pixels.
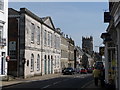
left=81, top=80, right=94, bottom=88
left=53, top=81, right=61, bottom=85
left=24, top=80, right=38, bottom=83
left=42, top=85, right=51, bottom=88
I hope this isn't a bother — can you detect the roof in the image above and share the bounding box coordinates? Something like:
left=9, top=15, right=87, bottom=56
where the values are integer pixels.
left=75, top=46, right=84, bottom=56
left=84, top=53, right=91, bottom=58
left=8, top=8, right=20, bottom=15
left=41, top=16, right=55, bottom=30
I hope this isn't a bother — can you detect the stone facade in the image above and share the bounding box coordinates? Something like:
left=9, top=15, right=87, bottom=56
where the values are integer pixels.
left=67, top=37, right=75, bottom=68
left=8, top=8, right=61, bottom=78
left=82, top=36, right=93, bottom=56
left=60, top=34, right=69, bottom=69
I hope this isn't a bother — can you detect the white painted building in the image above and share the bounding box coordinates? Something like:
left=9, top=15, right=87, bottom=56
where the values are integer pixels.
left=0, top=0, right=8, bottom=76
left=8, top=8, right=61, bottom=78
left=41, top=17, right=61, bottom=74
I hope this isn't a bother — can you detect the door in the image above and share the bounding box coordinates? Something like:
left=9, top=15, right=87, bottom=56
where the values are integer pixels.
left=44, top=60, right=47, bottom=74
left=48, top=60, right=50, bottom=74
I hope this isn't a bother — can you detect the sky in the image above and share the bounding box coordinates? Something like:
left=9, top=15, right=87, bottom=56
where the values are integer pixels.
left=8, top=2, right=109, bottom=52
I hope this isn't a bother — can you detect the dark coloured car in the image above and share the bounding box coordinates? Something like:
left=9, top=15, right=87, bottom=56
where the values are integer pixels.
left=87, top=68, right=93, bottom=73
left=62, top=67, right=75, bottom=75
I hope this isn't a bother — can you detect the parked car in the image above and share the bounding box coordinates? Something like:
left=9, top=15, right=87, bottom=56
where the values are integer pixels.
left=62, top=67, right=75, bottom=75
left=80, top=68, right=87, bottom=74
left=74, top=68, right=81, bottom=73
left=87, top=68, right=93, bottom=73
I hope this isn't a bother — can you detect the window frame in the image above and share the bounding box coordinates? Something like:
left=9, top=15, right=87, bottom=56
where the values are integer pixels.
left=31, top=54, right=34, bottom=72
left=31, top=23, right=35, bottom=43
left=44, top=30, right=47, bottom=46
left=37, top=26, right=40, bottom=45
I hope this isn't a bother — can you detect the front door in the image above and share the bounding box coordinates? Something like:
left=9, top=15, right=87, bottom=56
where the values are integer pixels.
left=44, top=60, right=47, bottom=74
left=51, top=60, right=53, bottom=74
left=48, top=60, right=50, bottom=74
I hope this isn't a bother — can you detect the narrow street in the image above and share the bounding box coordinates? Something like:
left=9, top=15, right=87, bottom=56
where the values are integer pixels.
left=2, top=74, right=93, bottom=89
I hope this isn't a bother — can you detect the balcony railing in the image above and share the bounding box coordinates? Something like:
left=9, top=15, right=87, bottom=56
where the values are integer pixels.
left=0, top=38, right=6, bottom=46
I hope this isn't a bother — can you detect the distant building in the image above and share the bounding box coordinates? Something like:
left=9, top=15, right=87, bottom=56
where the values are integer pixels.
left=82, top=36, right=93, bottom=56
left=60, top=33, right=69, bottom=69
left=0, top=0, right=8, bottom=78
left=74, top=46, right=84, bottom=68
left=82, top=53, right=93, bottom=69
left=93, top=52, right=102, bottom=62
left=66, top=36, right=75, bottom=68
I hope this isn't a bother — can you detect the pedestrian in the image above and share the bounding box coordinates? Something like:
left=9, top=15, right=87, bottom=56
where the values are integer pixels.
left=92, top=67, right=100, bottom=86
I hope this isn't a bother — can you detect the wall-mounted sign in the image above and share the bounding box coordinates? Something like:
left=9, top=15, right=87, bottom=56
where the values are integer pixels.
left=104, top=12, right=111, bottom=23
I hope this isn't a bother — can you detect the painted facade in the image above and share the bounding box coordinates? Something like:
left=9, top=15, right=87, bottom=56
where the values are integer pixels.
left=0, top=0, right=8, bottom=77
left=8, top=8, right=61, bottom=78
left=101, top=1, right=120, bottom=90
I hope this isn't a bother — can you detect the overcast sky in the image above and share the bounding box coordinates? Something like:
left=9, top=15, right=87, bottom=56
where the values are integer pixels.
left=8, top=2, right=109, bottom=52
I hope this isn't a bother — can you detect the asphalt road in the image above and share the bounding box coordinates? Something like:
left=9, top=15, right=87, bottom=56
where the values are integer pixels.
left=2, top=74, right=93, bottom=89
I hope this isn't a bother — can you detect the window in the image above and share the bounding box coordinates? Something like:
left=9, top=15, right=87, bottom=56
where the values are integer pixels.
left=31, top=54, right=34, bottom=72
left=58, top=37, right=60, bottom=49
left=31, top=23, right=35, bottom=43
left=51, top=33, right=52, bottom=47
left=37, top=54, right=40, bottom=71
left=0, top=0, right=4, bottom=11
left=44, top=30, right=47, bottom=45
left=54, top=35, right=57, bottom=48
left=9, top=41, right=17, bottom=59
left=57, top=56, right=59, bottom=68
left=37, top=26, right=40, bottom=45
left=48, top=32, right=50, bottom=46
left=55, top=56, right=56, bottom=68
left=0, top=26, right=3, bottom=46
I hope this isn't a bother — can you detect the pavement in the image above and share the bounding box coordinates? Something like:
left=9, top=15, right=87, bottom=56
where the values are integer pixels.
left=0, top=73, right=107, bottom=89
